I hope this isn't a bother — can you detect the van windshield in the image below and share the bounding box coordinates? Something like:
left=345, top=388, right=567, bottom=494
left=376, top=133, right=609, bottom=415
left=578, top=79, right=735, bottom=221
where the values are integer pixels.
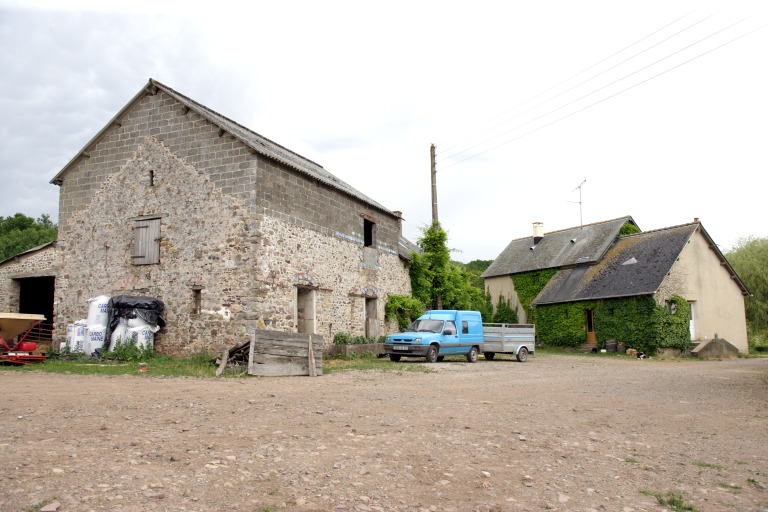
left=404, top=319, right=445, bottom=333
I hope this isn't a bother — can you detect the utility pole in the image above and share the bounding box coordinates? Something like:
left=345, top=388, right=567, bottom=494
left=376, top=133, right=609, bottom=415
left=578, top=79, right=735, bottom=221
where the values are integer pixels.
left=430, top=144, right=438, bottom=224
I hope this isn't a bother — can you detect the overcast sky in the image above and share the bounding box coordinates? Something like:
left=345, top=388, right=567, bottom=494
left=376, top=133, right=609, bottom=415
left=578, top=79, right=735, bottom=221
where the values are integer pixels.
left=1, top=0, right=766, bottom=262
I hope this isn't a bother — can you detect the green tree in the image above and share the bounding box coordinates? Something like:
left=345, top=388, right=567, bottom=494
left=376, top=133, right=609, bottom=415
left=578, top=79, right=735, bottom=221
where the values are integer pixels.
left=462, top=259, right=493, bottom=289
left=727, top=237, right=768, bottom=343
left=405, top=222, right=493, bottom=320
left=409, top=222, right=450, bottom=309
left=0, top=213, right=58, bottom=261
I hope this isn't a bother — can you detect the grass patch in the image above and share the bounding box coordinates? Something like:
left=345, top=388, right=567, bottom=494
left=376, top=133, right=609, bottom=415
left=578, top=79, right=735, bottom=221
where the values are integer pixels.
left=0, top=352, right=221, bottom=378
left=1, top=352, right=434, bottom=378
left=717, top=482, right=741, bottom=493
left=640, top=489, right=695, bottom=511
left=693, top=461, right=726, bottom=470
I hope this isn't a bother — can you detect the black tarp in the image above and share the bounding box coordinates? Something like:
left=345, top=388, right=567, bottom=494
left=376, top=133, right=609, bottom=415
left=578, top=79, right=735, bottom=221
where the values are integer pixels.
left=104, top=296, right=165, bottom=350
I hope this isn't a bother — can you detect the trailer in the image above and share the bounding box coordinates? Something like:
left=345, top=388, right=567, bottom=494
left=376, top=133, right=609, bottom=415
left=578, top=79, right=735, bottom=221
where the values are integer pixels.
left=0, top=313, right=48, bottom=365
left=482, top=323, right=536, bottom=362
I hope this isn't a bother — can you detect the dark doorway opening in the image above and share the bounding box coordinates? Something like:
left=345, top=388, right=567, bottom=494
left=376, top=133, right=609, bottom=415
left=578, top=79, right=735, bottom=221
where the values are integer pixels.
left=17, top=276, right=55, bottom=340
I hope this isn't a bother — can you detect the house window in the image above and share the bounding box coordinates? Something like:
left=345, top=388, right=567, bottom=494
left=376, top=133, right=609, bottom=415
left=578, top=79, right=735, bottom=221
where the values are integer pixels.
left=132, top=216, right=161, bottom=265
left=667, top=301, right=677, bottom=315
left=363, top=218, right=375, bottom=247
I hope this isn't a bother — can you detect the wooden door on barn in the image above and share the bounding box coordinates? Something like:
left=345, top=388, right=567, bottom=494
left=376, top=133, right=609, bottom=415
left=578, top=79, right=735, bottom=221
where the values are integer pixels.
left=296, top=288, right=315, bottom=334
left=365, top=297, right=378, bottom=339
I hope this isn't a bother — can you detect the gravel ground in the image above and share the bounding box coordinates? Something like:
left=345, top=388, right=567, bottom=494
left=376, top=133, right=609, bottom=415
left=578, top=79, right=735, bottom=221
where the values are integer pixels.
left=1, top=353, right=767, bottom=512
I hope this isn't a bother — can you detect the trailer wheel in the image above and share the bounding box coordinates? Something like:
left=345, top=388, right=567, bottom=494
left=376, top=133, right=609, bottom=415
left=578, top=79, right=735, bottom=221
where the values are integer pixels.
left=483, top=352, right=496, bottom=360
left=466, top=346, right=479, bottom=363
left=425, top=345, right=438, bottom=363
left=389, top=354, right=401, bottom=362
left=516, top=347, right=529, bottom=362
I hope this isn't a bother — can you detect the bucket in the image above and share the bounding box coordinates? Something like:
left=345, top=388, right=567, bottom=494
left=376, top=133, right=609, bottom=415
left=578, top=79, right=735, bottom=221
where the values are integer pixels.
left=86, top=295, right=110, bottom=328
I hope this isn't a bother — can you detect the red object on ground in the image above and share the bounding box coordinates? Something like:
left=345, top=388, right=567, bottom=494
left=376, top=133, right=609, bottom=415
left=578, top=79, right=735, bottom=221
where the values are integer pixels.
left=0, top=313, right=48, bottom=365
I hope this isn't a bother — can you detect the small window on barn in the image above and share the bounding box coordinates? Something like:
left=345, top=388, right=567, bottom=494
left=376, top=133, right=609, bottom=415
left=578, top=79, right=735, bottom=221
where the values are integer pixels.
left=363, top=218, right=375, bottom=247
left=132, top=217, right=161, bottom=265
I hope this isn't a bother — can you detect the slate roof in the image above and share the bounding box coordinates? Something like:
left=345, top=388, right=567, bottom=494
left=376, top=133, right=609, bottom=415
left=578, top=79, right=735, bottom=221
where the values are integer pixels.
left=0, top=241, right=56, bottom=267
left=398, top=235, right=421, bottom=260
left=481, top=216, right=636, bottom=278
left=50, top=79, right=392, bottom=216
left=533, top=222, right=749, bottom=304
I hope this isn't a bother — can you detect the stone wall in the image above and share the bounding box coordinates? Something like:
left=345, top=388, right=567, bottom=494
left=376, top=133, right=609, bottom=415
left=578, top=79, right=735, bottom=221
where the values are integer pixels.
left=53, top=87, right=411, bottom=356
left=0, top=244, right=57, bottom=313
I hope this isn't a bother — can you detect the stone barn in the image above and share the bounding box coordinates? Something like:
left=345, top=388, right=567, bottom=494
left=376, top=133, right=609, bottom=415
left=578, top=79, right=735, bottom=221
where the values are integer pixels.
left=48, top=79, right=414, bottom=356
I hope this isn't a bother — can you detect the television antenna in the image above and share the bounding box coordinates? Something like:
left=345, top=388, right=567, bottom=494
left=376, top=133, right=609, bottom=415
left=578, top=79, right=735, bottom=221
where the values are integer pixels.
left=569, top=179, right=586, bottom=227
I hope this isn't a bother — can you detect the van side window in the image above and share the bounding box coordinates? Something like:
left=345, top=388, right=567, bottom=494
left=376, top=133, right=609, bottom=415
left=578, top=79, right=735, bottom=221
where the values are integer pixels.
left=462, top=321, right=469, bottom=334
left=444, top=321, right=456, bottom=335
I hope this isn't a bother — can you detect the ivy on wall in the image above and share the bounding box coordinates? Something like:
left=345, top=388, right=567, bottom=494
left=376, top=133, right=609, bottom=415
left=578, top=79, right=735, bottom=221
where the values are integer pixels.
left=619, top=221, right=641, bottom=237
left=510, top=268, right=556, bottom=323
left=536, top=301, right=596, bottom=347
left=492, top=295, right=519, bottom=324
left=536, top=295, right=691, bottom=354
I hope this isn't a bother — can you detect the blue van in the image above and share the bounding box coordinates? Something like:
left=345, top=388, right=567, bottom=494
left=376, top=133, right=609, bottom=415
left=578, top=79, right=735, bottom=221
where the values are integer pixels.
left=383, top=310, right=484, bottom=363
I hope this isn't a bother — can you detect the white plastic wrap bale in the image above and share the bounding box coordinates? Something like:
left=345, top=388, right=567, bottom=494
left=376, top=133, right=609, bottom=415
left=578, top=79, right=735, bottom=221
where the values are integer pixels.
left=109, top=318, right=129, bottom=352
left=85, top=326, right=107, bottom=356
left=126, top=316, right=161, bottom=333
left=126, top=326, right=154, bottom=352
left=72, top=320, right=87, bottom=353
left=86, top=295, right=110, bottom=328
left=64, top=323, right=74, bottom=351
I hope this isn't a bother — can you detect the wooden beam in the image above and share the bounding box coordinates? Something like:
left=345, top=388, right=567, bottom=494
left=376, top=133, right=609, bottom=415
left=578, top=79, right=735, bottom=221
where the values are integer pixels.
left=215, top=348, right=229, bottom=377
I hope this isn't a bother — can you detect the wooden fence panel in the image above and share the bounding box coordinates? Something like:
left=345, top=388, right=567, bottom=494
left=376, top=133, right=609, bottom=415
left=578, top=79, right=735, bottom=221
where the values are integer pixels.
left=247, top=330, right=323, bottom=376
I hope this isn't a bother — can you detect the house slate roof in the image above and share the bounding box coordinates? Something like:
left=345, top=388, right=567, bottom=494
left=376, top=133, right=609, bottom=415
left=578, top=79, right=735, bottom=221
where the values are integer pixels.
left=533, top=222, right=750, bottom=304
left=50, top=79, right=393, bottom=217
left=481, top=216, right=637, bottom=278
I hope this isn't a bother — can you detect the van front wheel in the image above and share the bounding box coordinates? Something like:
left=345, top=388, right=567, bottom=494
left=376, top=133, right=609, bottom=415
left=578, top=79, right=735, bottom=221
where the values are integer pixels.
left=466, top=346, right=479, bottom=363
left=425, top=345, right=438, bottom=363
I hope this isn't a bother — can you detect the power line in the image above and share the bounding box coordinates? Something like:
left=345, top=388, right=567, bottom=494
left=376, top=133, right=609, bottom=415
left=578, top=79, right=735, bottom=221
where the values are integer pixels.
left=438, top=12, right=713, bottom=162
left=438, top=20, right=766, bottom=171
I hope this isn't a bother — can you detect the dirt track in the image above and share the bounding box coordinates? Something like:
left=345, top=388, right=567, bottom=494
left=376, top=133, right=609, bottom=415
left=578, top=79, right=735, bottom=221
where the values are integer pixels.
left=1, top=354, right=767, bottom=512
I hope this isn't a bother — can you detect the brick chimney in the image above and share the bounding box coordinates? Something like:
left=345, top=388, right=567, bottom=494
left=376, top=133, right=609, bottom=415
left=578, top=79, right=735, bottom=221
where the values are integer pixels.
left=393, top=211, right=403, bottom=235
left=533, top=222, right=544, bottom=244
